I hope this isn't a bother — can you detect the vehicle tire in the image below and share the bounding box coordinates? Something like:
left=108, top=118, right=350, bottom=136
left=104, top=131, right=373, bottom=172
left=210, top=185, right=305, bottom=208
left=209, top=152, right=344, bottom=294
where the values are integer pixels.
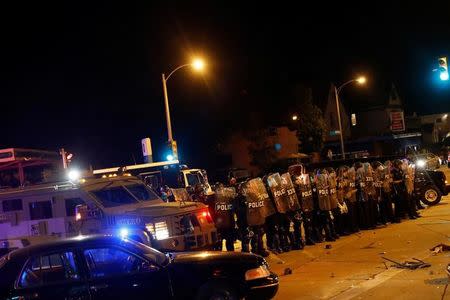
left=196, top=281, right=239, bottom=300
left=421, top=186, right=442, bottom=206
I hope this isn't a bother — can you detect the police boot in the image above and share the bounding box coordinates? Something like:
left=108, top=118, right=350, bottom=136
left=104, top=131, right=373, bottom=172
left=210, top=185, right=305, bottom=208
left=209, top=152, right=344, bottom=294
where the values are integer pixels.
left=416, top=198, right=425, bottom=210
left=272, top=233, right=283, bottom=254
left=304, top=220, right=316, bottom=245
left=293, top=235, right=304, bottom=250
left=291, top=227, right=304, bottom=250
left=323, top=223, right=335, bottom=242
left=255, top=231, right=270, bottom=257
left=241, top=241, right=250, bottom=253
left=281, top=234, right=291, bottom=252
left=241, top=229, right=251, bottom=252
left=313, top=226, right=325, bottom=243
left=305, top=237, right=316, bottom=246
left=330, top=222, right=339, bottom=240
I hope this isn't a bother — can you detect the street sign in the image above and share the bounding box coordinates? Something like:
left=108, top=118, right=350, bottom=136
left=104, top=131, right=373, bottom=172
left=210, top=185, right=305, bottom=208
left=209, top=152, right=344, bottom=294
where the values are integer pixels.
left=390, top=111, right=405, bottom=132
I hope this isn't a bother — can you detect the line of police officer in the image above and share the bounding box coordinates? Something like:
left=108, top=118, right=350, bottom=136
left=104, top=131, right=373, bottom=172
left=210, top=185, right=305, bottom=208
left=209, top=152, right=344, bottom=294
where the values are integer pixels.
left=211, top=159, right=420, bottom=257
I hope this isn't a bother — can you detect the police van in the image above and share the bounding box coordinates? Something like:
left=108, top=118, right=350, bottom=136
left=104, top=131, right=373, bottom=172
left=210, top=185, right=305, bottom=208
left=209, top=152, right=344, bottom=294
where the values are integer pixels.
left=0, top=148, right=217, bottom=252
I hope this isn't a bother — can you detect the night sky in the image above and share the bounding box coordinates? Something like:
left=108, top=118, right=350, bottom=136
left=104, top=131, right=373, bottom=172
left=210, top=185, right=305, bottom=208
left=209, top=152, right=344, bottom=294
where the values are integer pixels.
left=2, top=2, right=450, bottom=170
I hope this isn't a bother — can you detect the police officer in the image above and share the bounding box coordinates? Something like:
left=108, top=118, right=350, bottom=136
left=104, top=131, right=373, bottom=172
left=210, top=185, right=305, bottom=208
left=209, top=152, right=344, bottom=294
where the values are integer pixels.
left=213, top=185, right=237, bottom=251
left=391, top=159, right=405, bottom=222
left=241, top=178, right=271, bottom=257
left=364, top=162, right=377, bottom=228
left=345, top=166, right=360, bottom=232
left=264, top=173, right=290, bottom=253
left=403, top=160, right=420, bottom=219
left=355, top=162, right=370, bottom=229
left=289, top=164, right=316, bottom=246
left=235, top=181, right=251, bottom=252
left=326, top=167, right=340, bottom=238
left=381, top=160, right=394, bottom=223
left=279, top=172, right=304, bottom=250
left=336, top=166, right=350, bottom=235
left=314, top=169, right=335, bottom=241
left=372, top=161, right=385, bottom=225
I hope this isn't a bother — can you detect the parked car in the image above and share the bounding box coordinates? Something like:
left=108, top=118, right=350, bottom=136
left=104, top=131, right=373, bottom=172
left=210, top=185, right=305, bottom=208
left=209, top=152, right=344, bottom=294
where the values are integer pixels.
left=0, top=235, right=278, bottom=300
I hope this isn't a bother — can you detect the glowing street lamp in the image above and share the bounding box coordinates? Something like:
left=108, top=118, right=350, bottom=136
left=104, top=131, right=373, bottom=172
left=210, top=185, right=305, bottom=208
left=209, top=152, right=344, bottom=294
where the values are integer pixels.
left=334, top=76, right=367, bottom=159
left=192, top=58, right=205, bottom=71
left=356, top=76, right=366, bottom=84
left=292, top=114, right=299, bottom=121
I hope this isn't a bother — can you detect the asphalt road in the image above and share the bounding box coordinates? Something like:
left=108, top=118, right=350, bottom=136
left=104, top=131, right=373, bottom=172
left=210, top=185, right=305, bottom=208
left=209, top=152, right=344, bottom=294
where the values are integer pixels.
left=266, top=191, right=450, bottom=299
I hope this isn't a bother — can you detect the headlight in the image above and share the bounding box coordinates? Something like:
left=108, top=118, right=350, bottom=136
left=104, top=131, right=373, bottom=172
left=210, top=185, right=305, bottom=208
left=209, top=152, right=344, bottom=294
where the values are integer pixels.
left=245, top=265, right=270, bottom=281
left=416, top=160, right=426, bottom=168
left=119, top=228, right=129, bottom=238
left=154, top=221, right=169, bottom=240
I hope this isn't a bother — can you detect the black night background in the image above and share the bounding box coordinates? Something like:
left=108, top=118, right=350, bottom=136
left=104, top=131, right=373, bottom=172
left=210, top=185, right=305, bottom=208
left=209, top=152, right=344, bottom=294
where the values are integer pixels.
left=2, top=2, right=450, bottom=171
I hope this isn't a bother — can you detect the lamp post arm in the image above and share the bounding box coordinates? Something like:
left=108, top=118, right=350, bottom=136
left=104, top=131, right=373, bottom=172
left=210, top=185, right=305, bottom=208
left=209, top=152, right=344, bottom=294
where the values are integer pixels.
left=337, top=79, right=356, bottom=94
left=165, top=64, right=191, bottom=81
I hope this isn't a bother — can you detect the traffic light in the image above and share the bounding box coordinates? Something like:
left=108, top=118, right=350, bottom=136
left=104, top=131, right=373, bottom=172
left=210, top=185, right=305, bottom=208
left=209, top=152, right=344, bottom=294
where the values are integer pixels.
left=166, top=140, right=178, bottom=161
left=60, top=148, right=73, bottom=169
left=438, top=56, right=449, bottom=81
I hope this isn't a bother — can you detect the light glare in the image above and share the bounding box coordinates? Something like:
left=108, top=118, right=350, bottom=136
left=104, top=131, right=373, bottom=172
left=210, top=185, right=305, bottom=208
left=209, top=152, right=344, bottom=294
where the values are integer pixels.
left=357, top=76, right=366, bottom=84
left=68, top=169, right=81, bottom=181
left=192, top=58, right=205, bottom=71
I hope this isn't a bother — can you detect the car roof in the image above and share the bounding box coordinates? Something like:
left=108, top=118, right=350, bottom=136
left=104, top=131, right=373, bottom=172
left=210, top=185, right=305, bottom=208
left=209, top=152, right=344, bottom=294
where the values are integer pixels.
left=6, top=235, right=125, bottom=261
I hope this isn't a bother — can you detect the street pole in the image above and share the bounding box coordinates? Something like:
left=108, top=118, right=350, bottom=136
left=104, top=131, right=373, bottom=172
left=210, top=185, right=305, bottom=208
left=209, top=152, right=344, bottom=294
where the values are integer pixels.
left=334, top=85, right=346, bottom=159
left=161, top=60, right=204, bottom=146
left=161, top=73, right=173, bottom=142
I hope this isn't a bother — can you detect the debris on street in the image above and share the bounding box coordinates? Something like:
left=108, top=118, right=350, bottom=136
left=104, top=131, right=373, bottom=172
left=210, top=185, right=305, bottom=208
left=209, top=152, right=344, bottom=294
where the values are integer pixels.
left=284, top=268, right=293, bottom=275
left=381, top=257, right=431, bottom=270
left=430, top=243, right=450, bottom=254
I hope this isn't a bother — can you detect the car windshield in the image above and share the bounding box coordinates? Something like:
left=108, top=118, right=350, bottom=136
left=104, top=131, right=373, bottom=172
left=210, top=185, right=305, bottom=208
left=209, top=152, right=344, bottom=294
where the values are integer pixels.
left=125, top=239, right=168, bottom=265
left=124, top=184, right=160, bottom=202
left=186, top=172, right=204, bottom=186
left=92, top=186, right=139, bottom=208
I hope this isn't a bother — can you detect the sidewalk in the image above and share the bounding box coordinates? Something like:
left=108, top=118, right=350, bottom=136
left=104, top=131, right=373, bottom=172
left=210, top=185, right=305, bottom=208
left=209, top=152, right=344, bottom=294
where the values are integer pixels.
left=266, top=197, right=450, bottom=299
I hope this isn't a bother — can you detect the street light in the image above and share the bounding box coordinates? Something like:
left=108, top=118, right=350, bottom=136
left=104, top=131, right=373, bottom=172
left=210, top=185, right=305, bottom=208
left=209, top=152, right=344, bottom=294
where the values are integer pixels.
left=161, top=58, right=205, bottom=144
left=356, top=76, right=366, bottom=84
left=334, top=76, right=366, bottom=159
left=292, top=114, right=299, bottom=121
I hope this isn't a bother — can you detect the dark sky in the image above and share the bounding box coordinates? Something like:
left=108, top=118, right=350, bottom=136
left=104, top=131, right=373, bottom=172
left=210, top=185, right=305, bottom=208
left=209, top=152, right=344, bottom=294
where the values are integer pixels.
left=2, top=2, right=450, bottom=169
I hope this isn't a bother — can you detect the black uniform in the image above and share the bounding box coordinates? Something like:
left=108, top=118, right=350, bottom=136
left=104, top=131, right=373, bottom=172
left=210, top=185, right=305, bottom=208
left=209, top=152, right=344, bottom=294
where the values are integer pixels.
left=356, top=162, right=370, bottom=229
left=326, top=168, right=340, bottom=239
left=336, top=166, right=350, bottom=235
left=364, top=162, right=377, bottom=228
left=391, top=160, right=405, bottom=222
left=381, top=161, right=394, bottom=223
left=372, top=162, right=384, bottom=225
left=403, top=162, right=419, bottom=219
left=346, top=166, right=360, bottom=232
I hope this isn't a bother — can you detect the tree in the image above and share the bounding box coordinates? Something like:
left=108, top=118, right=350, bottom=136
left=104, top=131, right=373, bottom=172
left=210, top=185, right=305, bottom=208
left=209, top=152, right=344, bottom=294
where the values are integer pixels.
left=293, top=85, right=328, bottom=153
